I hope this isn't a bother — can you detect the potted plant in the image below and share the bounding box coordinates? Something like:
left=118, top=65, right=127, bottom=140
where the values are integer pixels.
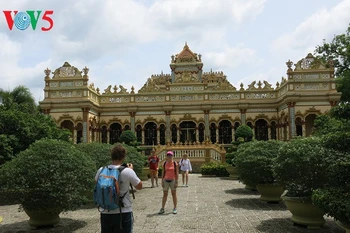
left=312, top=162, right=350, bottom=232
left=234, top=140, right=285, bottom=202
left=224, top=140, right=242, bottom=180
left=312, top=132, right=350, bottom=232
left=0, top=139, right=95, bottom=228
left=273, top=137, right=339, bottom=229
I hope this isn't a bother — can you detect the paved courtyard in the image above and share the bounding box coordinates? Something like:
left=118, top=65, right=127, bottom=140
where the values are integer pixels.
left=0, top=174, right=345, bottom=233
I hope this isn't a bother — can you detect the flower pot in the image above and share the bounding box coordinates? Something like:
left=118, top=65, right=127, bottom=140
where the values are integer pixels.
left=225, top=166, right=239, bottom=180
left=256, top=184, right=284, bottom=203
left=282, top=196, right=325, bottom=229
left=139, top=167, right=149, bottom=181
left=24, top=209, right=60, bottom=229
left=336, top=221, right=350, bottom=233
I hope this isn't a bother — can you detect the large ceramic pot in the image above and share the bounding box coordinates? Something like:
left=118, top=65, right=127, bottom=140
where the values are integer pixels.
left=139, top=167, right=149, bottom=181
left=24, top=209, right=60, bottom=229
left=282, top=196, right=325, bottom=229
left=336, top=221, right=350, bottom=233
left=225, top=166, right=239, bottom=180
left=256, top=184, right=284, bottom=203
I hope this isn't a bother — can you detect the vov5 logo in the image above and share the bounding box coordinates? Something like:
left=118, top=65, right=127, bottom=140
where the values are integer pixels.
left=3, top=10, right=54, bottom=31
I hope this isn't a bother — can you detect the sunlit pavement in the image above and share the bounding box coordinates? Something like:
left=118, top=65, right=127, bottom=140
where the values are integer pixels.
left=0, top=174, right=344, bottom=233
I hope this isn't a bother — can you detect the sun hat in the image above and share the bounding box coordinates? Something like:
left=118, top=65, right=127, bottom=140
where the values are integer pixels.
left=166, top=151, right=174, bottom=156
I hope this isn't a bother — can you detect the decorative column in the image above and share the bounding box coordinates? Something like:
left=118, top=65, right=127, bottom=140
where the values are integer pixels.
left=157, top=127, right=160, bottom=145
left=204, top=110, right=210, bottom=141
left=141, top=129, right=145, bottom=145
left=107, top=129, right=110, bottom=144
left=73, top=128, right=77, bottom=144
left=195, top=126, right=199, bottom=143
left=231, top=126, right=235, bottom=141
left=288, top=102, right=296, bottom=138
left=302, top=120, right=306, bottom=137
left=165, top=111, right=171, bottom=145
left=177, top=127, right=180, bottom=144
left=82, top=107, right=90, bottom=143
left=240, top=109, right=246, bottom=125
left=216, top=126, right=219, bottom=144
left=268, top=124, right=271, bottom=140
left=129, top=112, right=135, bottom=133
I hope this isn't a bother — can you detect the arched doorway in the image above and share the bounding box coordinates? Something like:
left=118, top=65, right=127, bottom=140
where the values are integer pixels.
left=109, top=123, right=122, bottom=144
left=219, top=120, right=232, bottom=144
left=233, top=122, right=240, bottom=141
left=255, top=119, right=268, bottom=141
left=76, top=122, right=83, bottom=144
left=136, top=125, right=142, bottom=143
left=305, top=114, right=316, bottom=136
left=270, top=121, right=277, bottom=140
left=295, top=118, right=303, bottom=136
left=60, top=120, right=74, bottom=140
left=171, top=124, right=177, bottom=143
left=159, top=124, right=166, bottom=145
left=179, top=121, right=196, bottom=144
left=198, top=123, right=205, bottom=143
left=144, top=122, right=157, bottom=145
left=101, top=126, right=108, bottom=143
left=210, top=123, right=217, bottom=144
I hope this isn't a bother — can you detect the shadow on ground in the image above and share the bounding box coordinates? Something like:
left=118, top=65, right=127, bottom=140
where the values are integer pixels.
left=0, top=218, right=87, bottom=233
left=225, top=197, right=286, bottom=211
left=256, top=218, right=344, bottom=233
left=224, top=188, right=260, bottom=195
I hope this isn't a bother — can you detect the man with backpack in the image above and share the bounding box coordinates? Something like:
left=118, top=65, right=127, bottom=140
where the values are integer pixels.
left=94, top=144, right=142, bottom=233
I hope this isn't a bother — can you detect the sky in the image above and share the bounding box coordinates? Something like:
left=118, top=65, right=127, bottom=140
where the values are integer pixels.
left=1, top=0, right=350, bottom=103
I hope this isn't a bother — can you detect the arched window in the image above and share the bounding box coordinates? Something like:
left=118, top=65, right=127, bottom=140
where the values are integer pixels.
left=255, top=119, right=268, bottom=141
left=210, top=123, right=217, bottom=144
left=144, top=122, right=157, bottom=145
left=159, top=124, right=166, bottom=145
left=179, top=121, right=196, bottom=144
left=198, top=123, right=205, bottom=143
left=219, top=120, right=232, bottom=144
left=171, top=124, right=177, bottom=143
left=109, top=123, right=122, bottom=144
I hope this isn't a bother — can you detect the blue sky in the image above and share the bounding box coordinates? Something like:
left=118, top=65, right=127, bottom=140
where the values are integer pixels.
left=1, top=0, right=350, bottom=103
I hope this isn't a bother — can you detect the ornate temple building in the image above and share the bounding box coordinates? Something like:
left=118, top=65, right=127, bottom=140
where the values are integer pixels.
left=39, top=44, right=340, bottom=168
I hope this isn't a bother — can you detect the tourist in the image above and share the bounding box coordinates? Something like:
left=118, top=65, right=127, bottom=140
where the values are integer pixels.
left=179, top=153, right=192, bottom=187
left=158, top=151, right=179, bottom=215
left=95, top=144, right=142, bottom=233
left=148, top=150, right=160, bottom=188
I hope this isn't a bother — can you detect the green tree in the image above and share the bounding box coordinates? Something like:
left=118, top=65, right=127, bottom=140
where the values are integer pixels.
left=315, top=25, right=350, bottom=102
left=0, top=106, right=70, bottom=165
left=0, top=85, right=36, bottom=113
left=119, top=130, right=137, bottom=145
left=235, top=125, right=253, bottom=141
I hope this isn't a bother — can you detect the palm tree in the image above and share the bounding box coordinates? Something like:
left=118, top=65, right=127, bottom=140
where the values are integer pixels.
left=0, top=85, right=36, bottom=112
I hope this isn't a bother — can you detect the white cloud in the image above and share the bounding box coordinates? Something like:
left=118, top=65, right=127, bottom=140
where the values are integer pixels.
left=272, top=0, right=350, bottom=59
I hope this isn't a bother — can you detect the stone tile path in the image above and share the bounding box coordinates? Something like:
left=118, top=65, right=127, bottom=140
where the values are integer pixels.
left=0, top=174, right=345, bottom=233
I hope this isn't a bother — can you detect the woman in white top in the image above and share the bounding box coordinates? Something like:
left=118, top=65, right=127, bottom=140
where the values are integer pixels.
left=179, top=154, right=192, bottom=187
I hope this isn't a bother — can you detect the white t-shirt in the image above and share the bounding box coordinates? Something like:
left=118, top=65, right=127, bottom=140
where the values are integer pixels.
left=95, top=165, right=141, bottom=214
left=179, top=158, right=192, bottom=171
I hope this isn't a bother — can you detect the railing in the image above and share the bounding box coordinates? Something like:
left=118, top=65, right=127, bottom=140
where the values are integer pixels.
left=154, top=141, right=226, bottom=166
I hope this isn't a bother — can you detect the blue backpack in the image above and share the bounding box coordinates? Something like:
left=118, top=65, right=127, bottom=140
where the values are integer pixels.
left=94, top=166, right=127, bottom=212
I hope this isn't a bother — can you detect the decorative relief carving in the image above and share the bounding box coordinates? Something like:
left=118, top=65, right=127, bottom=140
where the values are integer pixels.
left=139, top=78, right=160, bottom=93
left=49, top=82, right=58, bottom=87
left=209, top=94, right=239, bottom=100
left=60, top=92, right=72, bottom=97
left=109, top=97, right=121, bottom=103
left=60, top=82, right=73, bottom=87
left=303, top=74, right=319, bottom=79
left=75, top=81, right=83, bottom=86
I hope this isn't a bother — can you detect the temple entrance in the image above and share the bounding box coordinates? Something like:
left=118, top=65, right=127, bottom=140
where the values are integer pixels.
left=255, top=119, right=268, bottom=141
left=305, top=114, right=316, bottom=136
left=179, top=121, right=196, bottom=144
